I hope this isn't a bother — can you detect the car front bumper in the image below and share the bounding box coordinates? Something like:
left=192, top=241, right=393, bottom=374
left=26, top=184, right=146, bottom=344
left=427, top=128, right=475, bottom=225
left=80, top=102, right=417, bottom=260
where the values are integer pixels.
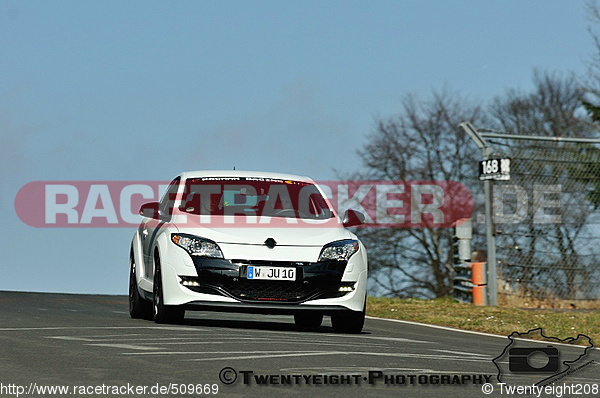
left=159, top=254, right=367, bottom=313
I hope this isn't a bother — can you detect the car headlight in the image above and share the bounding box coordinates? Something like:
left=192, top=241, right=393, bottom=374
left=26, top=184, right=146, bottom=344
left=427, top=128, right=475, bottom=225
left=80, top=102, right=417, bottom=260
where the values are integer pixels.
left=171, top=233, right=224, bottom=258
left=318, top=239, right=359, bottom=262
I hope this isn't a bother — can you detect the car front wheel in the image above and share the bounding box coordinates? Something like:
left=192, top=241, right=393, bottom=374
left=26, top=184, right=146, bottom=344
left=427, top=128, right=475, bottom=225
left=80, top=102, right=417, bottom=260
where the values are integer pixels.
left=331, top=299, right=365, bottom=334
left=129, top=252, right=152, bottom=319
left=153, top=253, right=185, bottom=324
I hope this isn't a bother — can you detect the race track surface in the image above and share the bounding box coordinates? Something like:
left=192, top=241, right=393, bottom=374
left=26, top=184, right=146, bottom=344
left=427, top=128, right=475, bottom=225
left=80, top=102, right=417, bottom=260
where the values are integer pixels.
left=0, top=291, right=597, bottom=397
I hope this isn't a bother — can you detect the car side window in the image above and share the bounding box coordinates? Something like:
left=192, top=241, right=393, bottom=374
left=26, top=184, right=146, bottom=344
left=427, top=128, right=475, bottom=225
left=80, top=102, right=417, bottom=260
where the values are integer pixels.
left=159, top=177, right=181, bottom=218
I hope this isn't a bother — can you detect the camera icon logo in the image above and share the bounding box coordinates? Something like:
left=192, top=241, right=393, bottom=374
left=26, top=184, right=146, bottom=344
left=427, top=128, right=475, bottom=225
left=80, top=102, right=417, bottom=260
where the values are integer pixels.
left=508, top=346, right=560, bottom=373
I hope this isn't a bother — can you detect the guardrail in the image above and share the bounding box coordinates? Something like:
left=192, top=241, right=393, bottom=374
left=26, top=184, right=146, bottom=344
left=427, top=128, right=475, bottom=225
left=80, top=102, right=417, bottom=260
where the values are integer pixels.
left=453, top=262, right=487, bottom=305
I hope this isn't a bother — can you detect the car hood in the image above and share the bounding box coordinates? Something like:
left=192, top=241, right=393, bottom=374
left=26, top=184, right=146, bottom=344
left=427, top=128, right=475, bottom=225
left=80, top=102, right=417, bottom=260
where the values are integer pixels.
left=174, top=217, right=354, bottom=247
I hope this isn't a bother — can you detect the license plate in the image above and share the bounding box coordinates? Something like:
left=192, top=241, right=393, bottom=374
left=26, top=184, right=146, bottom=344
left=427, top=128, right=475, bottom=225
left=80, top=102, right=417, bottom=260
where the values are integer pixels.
left=247, top=266, right=296, bottom=281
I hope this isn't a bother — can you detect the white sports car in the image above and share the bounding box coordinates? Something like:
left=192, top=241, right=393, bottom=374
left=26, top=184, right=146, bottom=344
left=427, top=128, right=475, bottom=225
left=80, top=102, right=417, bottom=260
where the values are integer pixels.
left=129, top=170, right=368, bottom=333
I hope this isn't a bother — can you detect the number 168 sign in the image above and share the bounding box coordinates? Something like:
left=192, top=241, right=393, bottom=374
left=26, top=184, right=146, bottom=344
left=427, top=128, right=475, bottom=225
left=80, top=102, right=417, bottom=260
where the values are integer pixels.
left=479, top=158, right=510, bottom=181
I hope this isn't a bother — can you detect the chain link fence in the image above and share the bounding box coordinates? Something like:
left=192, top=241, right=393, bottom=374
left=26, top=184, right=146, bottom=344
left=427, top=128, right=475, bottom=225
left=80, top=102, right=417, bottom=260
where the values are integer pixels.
left=480, top=132, right=600, bottom=307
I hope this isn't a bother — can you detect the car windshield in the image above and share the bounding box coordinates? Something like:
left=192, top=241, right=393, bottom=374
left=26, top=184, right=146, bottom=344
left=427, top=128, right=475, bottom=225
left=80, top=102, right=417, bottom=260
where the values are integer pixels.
left=180, top=177, right=333, bottom=219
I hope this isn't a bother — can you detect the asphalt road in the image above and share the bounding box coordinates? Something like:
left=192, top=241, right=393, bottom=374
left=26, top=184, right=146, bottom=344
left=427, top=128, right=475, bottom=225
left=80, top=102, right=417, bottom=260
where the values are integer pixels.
left=0, top=291, right=597, bottom=398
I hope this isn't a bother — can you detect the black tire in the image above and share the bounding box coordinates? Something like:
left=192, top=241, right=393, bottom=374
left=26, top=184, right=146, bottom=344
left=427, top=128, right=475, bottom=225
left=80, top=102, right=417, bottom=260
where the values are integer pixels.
left=129, top=252, right=152, bottom=319
left=153, top=253, right=185, bottom=324
left=294, top=313, right=323, bottom=330
left=331, top=299, right=366, bottom=334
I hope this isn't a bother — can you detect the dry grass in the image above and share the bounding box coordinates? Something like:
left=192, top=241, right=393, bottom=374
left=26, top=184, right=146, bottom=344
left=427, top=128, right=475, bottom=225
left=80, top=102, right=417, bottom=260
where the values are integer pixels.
left=498, top=293, right=600, bottom=310
left=367, top=296, right=600, bottom=345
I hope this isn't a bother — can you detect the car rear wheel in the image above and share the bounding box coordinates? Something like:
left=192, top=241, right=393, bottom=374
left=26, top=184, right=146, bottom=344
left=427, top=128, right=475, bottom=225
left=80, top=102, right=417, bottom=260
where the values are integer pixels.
left=129, top=253, right=152, bottom=319
left=331, top=298, right=365, bottom=334
left=153, top=253, right=185, bottom=324
left=294, top=313, right=323, bottom=330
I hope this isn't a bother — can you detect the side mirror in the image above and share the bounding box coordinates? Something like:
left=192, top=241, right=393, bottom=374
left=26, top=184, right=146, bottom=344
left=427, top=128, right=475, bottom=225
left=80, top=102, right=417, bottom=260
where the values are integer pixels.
left=139, top=202, right=160, bottom=219
left=342, top=209, right=365, bottom=228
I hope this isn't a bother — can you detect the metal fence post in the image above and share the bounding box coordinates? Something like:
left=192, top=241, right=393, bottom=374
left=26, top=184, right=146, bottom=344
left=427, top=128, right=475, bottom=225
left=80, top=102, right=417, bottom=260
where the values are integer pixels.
left=461, top=122, right=498, bottom=306
left=482, top=149, right=498, bottom=306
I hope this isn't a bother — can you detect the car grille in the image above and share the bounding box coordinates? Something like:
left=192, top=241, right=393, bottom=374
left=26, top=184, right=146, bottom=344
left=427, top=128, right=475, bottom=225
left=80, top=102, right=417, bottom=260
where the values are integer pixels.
left=181, top=276, right=352, bottom=303
left=221, top=279, right=347, bottom=301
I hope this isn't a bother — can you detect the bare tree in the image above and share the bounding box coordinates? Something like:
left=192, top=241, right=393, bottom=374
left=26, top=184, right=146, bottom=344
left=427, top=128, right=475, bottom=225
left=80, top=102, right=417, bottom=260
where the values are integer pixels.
left=356, top=89, right=486, bottom=298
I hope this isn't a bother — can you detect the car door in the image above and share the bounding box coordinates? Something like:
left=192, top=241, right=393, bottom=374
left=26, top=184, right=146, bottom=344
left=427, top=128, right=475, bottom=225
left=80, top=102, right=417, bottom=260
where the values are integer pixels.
left=141, top=177, right=181, bottom=279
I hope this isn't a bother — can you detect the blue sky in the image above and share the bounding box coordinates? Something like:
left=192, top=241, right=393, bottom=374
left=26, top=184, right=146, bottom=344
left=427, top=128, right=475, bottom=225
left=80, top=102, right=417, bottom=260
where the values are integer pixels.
left=0, top=0, right=593, bottom=294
